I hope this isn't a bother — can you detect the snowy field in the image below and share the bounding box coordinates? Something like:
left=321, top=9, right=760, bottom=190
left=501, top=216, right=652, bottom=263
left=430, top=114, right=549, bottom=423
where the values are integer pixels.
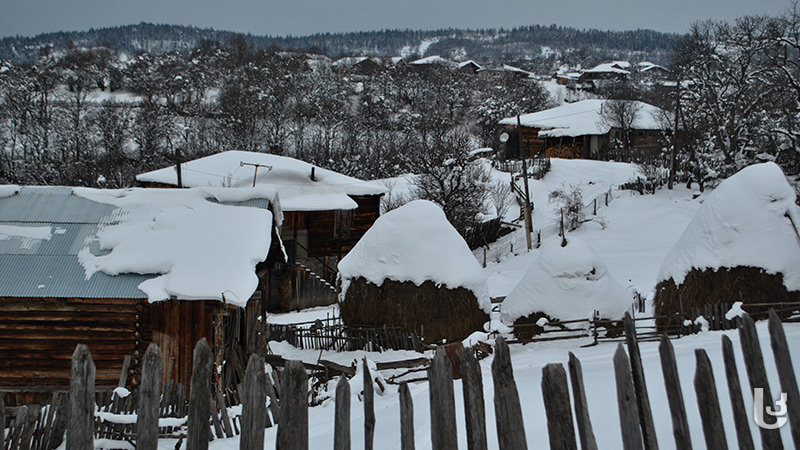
left=158, top=159, right=798, bottom=449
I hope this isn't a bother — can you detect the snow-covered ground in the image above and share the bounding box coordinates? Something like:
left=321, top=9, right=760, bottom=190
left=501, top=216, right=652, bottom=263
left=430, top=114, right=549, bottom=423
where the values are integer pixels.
left=160, top=158, right=797, bottom=449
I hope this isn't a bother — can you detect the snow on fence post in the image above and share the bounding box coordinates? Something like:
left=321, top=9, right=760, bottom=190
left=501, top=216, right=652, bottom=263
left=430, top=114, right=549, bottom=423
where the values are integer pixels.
left=541, top=363, right=577, bottom=450
left=658, top=335, right=691, bottom=450
left=67, top=344, right=95, bottom=450
left=568, top=352, right=598, bottom=450
left=492, top=337, right=528, bottom=450
left=460, top=347, right=488, bottom=450
left=623, top=312, right=659, bottom=450
left=613, top=344, right=643, bottom=450
left=277, top=360, right=308, bottom=450
left=363, top=358, right=376, bottom=450
left=241, top=354, right=267, bottom=450
left=138, top=343, right=163, bottom=450
left=739, top=313, right=784, bottom=449
left=399, top=382, right=415, bottom=450
left=769, top=309, right=800, bottom=448
left=428, top=347, right=458, bottom=450
left=187, top=338, right=213, bottom=450
left=334, top=375, right=351, bottom=450
left=693, top=349, right=727, bottom=450
left=721, top=335, right=754, bottom=450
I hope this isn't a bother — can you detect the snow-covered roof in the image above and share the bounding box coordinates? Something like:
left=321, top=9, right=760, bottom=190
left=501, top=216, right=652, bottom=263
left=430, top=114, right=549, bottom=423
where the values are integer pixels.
left=500, top=236, right=631, bottom=324
left=637, top=61, right=669, bottom=72
left=498, top=99, right=665, bottom=138
left=0, top=186, right=280, bottom=306
left=338, top=200, right=490, bottom=312
left=136, top=151, right=387, bottom=212
left=657, top=162, right=800, bottom=291
left=584, top=61, right=631, bottom=74
left=458, top=60, right=482, bottom=70
left=409, top=55, right=453, bottom=66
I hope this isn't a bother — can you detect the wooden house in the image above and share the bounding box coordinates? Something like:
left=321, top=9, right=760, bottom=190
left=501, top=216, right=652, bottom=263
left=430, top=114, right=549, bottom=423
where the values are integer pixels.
left=0, top=186, right=285, bottom=403
left=578, top=61, right=632, bottom=84
left=136, top=151, right=388, bottom=311
left=499, top=99, right=667, bottom=160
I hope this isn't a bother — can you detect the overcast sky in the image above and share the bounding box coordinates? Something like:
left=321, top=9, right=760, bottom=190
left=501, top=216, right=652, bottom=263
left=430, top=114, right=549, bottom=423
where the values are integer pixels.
left=0, top=0, right=793, bottom=38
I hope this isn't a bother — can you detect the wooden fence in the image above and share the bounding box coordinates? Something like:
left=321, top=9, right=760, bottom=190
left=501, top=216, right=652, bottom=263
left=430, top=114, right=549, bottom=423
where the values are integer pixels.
left=4, top=310, right=800, bottom=449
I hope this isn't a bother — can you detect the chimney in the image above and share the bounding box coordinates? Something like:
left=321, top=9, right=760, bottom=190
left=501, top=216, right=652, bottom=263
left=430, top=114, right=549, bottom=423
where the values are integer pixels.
left=310, top=167, right=316, bottom=181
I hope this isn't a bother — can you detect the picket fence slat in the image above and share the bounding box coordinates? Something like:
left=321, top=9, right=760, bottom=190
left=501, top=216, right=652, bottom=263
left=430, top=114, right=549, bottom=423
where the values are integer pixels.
left=613, top=344, right=643, bottom=450
left=428, top=348, right=457, bottom=450
left=187, top=338, right=213, bottom=450
left=623, top=313, right=658, bottom=450
left=721, top=335, right=754, bottom=450
left=461, top=347, right=488, bottom=450
left=334, top=376, right=351, bottom=450
left=364, top=358, right=376, bottom=450
left=399, top=382, right=415, bottom=450
left=768, top=309, right=800, bottom=449
left=541, top=363, right=577, bottom=450
left=658, top=335, right=691, bottom=449
left=568, top=352, right=598, bottom=450
left=492, top=337, right=528, bottom=450
left=138, top=343, right=162, bottom=450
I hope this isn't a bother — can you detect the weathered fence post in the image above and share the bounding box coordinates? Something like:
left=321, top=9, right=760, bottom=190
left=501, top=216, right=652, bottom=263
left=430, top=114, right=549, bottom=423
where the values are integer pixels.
left=461, top=347, right=487, bottom=450
left=768, top=309, right=800, bottom=449
left=277, top=360, right=308, bottom=450
left=739, top=313, right=784, bottom=450
left=541, top=363, right=578, bottom=450
left=334, top=376, right=351, bottom=450
left=721, top=335, right=754, bottom=450
left=492, top=337, right=528, bottom=450
left=187, top=338, right=213, bottom=450
left=694, top=349, right=728, bottom=450
left=623, top=312, right=658, bottom=450
left=568, top=352, right=598, bottom=450
left=613, top=344, right=644, bottom=450
left=241, top=354, right=267, bottom=450
left=429, top=347, right=458, bottom=450
left=0, top=393, right=4, bottom=450
left=67, top=344, right=95, bottom=450
left=399, top=382, right=415, bottom=450
left=137, top=343, right=163, bottom=450
left=658, top=335, right=691, bottom=449
left=363, top=358, right=375, bottom=450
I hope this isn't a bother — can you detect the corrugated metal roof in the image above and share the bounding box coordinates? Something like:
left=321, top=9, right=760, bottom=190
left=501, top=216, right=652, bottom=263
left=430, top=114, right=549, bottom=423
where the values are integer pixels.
left=0, top=255, right=149, bottom=298
left=0, top=187, right=116, bottom=223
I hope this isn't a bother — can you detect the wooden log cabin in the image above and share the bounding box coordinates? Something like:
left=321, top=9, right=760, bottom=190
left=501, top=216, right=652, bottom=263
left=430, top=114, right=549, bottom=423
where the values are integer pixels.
left=0, top=186, right=285, bottom=404
left=499, top=99, right=667, bottom=161
left=136, top=150, right=387, bottom=311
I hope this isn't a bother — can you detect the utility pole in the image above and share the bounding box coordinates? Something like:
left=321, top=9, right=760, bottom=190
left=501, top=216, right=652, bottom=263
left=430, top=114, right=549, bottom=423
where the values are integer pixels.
left=175, top=147, right=183, bottom=188
left=669, top=80, right=680, bottom=190
left=517, top=115, right=533, bottom=251
left=240, top=162, right=273, bottom=187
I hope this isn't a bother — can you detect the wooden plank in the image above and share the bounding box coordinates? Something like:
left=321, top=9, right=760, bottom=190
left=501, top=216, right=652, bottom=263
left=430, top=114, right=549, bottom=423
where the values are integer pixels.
left=364, top=358, right=376, bottom=450
left=428, top=348, right=457, bottom=450
left=399, top=382, right=415, bottom=450
left=541, top=363, right=577, bottom=450
left=276, top=360, right=308, bottom=450
left=217, top=391, right=234, bottom=438
left=492, top=337, right=528, bottom=450
left=613, top=344, right=644, bottom=450
left=568, top=352, right=598, bottom=450
left=137, top=344, right=162, bottom=450
left=461, top=347, right=487, bottom=450
left=187, top=338, right=213, bottom=450
left=623, top=312, right=659, bottom=450
left=334, top=376, right=351, bottom=450
left=658, top=335, right=691, bottom=449
left=67, top=344, right=95, bottom=450
left=694, top=349, right=728, bottom=450
left=739, top=313, right=784, bottom=449
left=768, top=310, right=800, bottom=449
left=241, top=354, right=267, bottom=450
left=721, top=335, right=754, bottom=450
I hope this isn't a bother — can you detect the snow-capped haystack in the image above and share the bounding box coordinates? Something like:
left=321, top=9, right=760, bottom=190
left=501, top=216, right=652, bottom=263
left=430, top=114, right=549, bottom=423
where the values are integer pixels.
left=338, top=200, right=490, bottom=342
left=500, top=235, right=631, bottom=337
left=654, top=162, right=800, bottom=330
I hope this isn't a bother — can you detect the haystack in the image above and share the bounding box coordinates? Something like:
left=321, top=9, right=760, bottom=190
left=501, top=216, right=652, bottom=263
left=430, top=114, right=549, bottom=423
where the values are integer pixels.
left=653, top=162, right=800, bottom=330
left=500, top=235, right=631, bottom=339
left=338, top=200, right=491, bottom=343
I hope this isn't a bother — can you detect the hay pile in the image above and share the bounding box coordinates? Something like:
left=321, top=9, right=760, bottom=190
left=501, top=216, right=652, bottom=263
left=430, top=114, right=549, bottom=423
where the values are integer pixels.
left=338, top=200, right=491, bottom=343
left=653, top=162, right=800, bottom=330
left=500, top=235, right=631, bottom=339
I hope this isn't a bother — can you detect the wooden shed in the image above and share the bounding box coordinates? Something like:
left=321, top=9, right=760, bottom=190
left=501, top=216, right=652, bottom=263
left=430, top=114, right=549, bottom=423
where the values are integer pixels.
left=0, top=186, right=284, bottom=404
left=136, top=150, right=387, bottom=311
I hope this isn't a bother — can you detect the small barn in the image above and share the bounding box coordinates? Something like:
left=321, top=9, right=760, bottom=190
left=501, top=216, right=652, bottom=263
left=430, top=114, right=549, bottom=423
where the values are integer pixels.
left=136, top=150, right=388, bottom=311
left=653, top=162, right=800, bottom=330
left=338, top=200, right=491, bottom=343
left=500, top=236, right=631, bottom=339
left=499, top=99, right=666, bottom=160
left=0, top=185, right=285, bottom=403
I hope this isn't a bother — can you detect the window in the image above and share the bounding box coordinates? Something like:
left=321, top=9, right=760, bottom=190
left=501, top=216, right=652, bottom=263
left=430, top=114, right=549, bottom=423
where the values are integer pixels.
left=334, top=210, right=352, bottom=239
